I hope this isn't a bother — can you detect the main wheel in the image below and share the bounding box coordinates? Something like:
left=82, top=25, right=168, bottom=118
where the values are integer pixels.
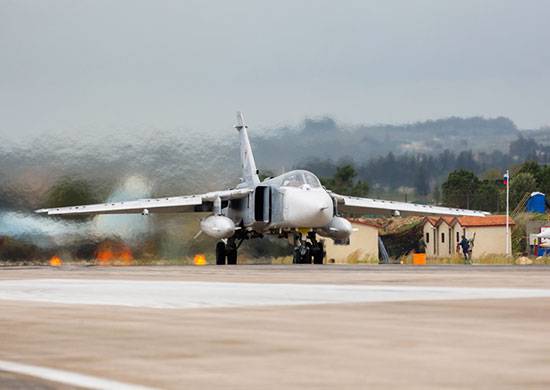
left=293, top=244, right=311, bottom=264
left=216, top=241, right=226, bottom=265
left=292, top=248, right=301, bottom=264
left=311, top=243, right=324, bottom=264
left=226, top=248, right=238, bottom=265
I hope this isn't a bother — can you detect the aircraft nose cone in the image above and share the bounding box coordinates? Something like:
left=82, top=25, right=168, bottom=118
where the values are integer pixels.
left=284, top=189, right=333, bottom=228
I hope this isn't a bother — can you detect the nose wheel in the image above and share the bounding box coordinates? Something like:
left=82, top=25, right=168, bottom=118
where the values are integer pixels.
left=292, top=232, right=325, bottom=264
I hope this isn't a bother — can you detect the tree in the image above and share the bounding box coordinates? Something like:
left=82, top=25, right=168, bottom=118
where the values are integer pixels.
left=510, top=172, right=537, bottom=209
left=516, top=161, right=541, bottom=183
left=432, top=185, right=441, bottom=204
left=414, top=166, right=430, bottom=196
left=321, top=164, right=369, bottom=197
left=334, top=164, right=356, bottom=186
left=348, top=180, right=370, bottom=197
left=472, top=180, right=500, bottom=212
left=302, top=117, right=337, bottom=134
left=455, top=150, right=479, bottom=172
left=480, top=168, right=502, bottom=181
left=538, top=166, right=550, bottom=195
left=441, top=170, right=480, bottom=209
left=509, top=136, right=538, bottom=160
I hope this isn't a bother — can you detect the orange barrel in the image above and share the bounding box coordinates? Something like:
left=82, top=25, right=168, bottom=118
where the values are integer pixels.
left=412, top=253, right=426, bottom=265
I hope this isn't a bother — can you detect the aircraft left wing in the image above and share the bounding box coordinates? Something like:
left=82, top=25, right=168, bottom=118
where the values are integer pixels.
left=332, top=194, right=489, bottom=217
left=35, top=188, right=253, bottom=216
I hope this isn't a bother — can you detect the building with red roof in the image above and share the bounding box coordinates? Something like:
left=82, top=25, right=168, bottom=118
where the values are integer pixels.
left=422, top=215, right=514, bottom=259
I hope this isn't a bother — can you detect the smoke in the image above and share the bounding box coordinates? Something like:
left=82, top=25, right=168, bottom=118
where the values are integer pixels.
left=0, top=176, right=154, bottom=248
left=0, top=210, right=91, bottom=247
left=91, top=176, right=153, bottom=240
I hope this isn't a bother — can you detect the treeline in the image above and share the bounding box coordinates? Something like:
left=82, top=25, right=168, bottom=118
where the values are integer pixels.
left=319, top=165, right=369, bottom=197
left=300, top=135, right=550, bottom=199
left=441, top=161, right=550, bottom=212
left=319, top=160, right=550, bottom=213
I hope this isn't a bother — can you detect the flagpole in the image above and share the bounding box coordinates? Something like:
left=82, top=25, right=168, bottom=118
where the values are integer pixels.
left=505, top=169, right=510, bottom=256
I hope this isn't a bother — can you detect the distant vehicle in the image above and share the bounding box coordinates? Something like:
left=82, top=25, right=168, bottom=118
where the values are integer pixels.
left=36, top=112, right=489, bottom=264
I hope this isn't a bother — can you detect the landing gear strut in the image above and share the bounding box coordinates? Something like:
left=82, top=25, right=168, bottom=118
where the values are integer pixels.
left=292, top=232, right=325, bottom=264
left=226, top=239, right=238, bottom=265
left=215, top=237, right=243, bottom=265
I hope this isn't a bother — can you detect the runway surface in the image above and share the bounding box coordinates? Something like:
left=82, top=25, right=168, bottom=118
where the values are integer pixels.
left=2, top=278, right=550, bottom=309
left=0, top=265, right=549, bottom=389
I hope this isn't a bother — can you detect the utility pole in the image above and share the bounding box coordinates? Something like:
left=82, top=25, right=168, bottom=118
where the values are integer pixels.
left=505, top=170, right=510, bottom=256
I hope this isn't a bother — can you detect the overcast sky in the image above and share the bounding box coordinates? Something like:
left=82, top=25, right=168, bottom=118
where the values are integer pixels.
left=1, top=0, right=549, bottom=142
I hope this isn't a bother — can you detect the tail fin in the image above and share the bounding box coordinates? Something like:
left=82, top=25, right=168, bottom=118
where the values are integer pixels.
left=234, top=111, right=260, bottom=186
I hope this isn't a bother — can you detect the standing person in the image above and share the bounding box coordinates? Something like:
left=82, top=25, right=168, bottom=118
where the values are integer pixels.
left=460, top=235, right=470, bottom=264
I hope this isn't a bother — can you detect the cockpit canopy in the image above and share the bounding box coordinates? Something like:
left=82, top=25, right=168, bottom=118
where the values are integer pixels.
left=269, top=170, right=322, bottom=189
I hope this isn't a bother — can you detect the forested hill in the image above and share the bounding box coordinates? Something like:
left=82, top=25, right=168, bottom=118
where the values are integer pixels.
left=252, top=116, right=519, bottom=171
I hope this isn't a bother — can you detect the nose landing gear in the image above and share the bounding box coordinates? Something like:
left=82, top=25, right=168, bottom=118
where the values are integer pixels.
left=292, top=231, right=325, bottom=264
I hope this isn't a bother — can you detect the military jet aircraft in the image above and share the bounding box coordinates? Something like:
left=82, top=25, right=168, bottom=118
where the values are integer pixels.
left=36, top=112, right=489, bottom=264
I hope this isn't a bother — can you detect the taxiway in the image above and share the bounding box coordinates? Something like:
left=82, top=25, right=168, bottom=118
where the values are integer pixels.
left=0, top=265, right=549, bottom=389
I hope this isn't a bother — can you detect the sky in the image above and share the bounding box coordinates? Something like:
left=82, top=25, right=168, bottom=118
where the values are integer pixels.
left=1, top=0, right=549, bottom=142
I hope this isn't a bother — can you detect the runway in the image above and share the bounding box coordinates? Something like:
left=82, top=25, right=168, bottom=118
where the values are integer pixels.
left=0, top=265, right=549, bottom=389
left=2, top=278, right=550, bottom=309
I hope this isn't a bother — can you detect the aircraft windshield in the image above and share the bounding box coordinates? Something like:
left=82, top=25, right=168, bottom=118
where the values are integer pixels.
left=304, top=172, right=321, bottom=188
left=280, top=171, right=321, bottom=188
left=281, top=173, right=304, bottom=188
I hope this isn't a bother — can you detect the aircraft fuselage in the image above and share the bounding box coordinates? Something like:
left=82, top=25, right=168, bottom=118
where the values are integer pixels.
left=228, top=169, right=334, bottom=232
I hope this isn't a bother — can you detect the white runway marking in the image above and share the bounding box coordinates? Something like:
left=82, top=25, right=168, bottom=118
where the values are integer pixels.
left=0, top=359, right=156, bottom=390
left=0, top=279, right=550, bottom=309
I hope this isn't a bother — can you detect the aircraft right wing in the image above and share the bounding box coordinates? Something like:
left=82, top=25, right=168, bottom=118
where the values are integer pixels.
left=331, top=194, right=489, bottom=217
left=35, top=188, right=253, bottom=216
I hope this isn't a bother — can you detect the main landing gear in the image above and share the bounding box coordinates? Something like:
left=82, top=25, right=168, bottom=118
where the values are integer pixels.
left=293, top=231, right=325, bottom=264
left=215, top=237, right=242, bottom=265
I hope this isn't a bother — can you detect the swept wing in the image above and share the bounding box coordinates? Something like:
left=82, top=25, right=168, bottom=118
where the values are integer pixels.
left=35, top=188, right=253, bottom=216
left=332, top=194, right=489, bottom=217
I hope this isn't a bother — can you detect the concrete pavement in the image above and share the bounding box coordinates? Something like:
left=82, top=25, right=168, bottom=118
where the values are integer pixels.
left=0, top=265, right=549, bottom=389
